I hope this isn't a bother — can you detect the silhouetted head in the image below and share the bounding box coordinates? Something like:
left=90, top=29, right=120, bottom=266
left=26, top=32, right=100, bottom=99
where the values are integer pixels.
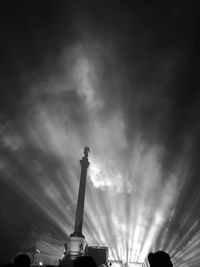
left=74, top=256, right=97, bottom=267
left=14, top=254, right=31, bottom=267
left=148, top=251, right=172, bottom=267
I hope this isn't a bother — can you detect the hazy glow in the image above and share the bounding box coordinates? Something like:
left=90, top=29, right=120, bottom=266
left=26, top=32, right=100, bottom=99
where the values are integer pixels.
left=1, top=42, right=200, bottom=267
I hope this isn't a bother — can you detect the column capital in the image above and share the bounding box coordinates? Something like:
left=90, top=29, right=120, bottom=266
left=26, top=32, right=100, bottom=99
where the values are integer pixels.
left=80, top=157, right=90, bottom=168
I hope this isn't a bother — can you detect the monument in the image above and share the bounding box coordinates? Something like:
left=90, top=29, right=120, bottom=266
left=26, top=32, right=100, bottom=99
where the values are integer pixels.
left=59, top=147, right=90, bottom=266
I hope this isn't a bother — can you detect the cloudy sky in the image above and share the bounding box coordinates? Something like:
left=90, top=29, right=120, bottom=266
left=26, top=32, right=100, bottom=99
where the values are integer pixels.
left=0, top=1, right=200, bottom=266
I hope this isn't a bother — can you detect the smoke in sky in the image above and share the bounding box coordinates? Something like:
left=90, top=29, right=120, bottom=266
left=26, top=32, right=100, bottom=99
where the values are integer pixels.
left=0, top=1, right=200, bottom=266
left=0, top=38, right=188, bottom=263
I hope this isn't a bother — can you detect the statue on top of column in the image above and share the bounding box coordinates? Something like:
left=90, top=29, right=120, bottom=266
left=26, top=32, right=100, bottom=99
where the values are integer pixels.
left=83, top=146, right=90, bottom=158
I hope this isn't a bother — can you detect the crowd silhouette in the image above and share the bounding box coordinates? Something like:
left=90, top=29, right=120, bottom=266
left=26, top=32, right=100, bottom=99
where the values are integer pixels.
left=0, top=254, right=31, bottom=267
left=1, top=250, right=173, bottom=267
left=148, top=251, right=173, bottom=267
left=74, top=256, right=97, bottom=267
left=14, top=254, right=31, bottom=267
